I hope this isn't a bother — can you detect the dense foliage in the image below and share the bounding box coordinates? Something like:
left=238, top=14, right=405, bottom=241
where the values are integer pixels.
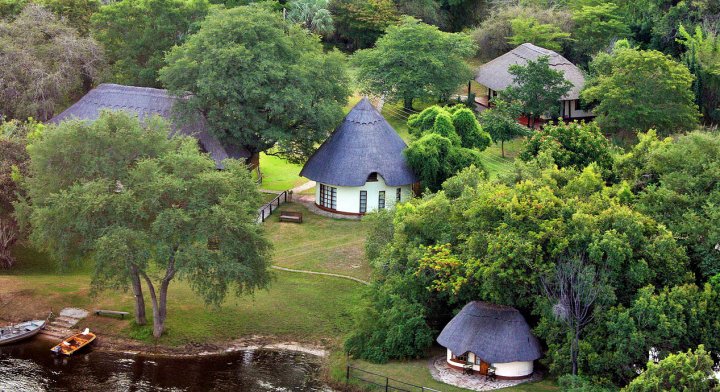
left=520, top=121, right=614, bottom=175
left=91, top=0, right=209, bottom=87
left=622, top=345, right=718, bottom=391
left=0, top=4, right=104, bottom=121
left=582, top=41, right=700, bottom=135
left=405, top=105, right=490, bottom=191
left=353, top=17, right=474, bottom=109
left=16, top=111, right=271, bottom=337
left=499, top=56, right=573, bottom=128
left=159, top=3, right=349, bottom=163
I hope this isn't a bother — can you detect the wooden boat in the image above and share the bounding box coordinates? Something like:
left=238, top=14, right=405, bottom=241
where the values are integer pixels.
left=51, top=329, right=96, bottom=355
left=0, top=319, right=47, bottom=346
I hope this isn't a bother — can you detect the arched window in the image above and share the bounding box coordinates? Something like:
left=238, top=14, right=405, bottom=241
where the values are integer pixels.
left=366, top=172, right=378, bottom=182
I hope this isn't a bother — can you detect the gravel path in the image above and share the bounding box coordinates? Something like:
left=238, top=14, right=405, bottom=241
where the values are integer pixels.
left=428, top=356, right=542, bottom=391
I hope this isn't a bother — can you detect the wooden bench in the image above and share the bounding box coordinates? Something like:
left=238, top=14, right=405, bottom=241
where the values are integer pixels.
left=94, top=310, right=130, bottom=319
left=279, top=211, right=303, bottom=223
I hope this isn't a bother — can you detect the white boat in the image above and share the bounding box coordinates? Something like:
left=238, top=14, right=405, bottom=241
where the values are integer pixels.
left=0, top=319, right=47, bottom=346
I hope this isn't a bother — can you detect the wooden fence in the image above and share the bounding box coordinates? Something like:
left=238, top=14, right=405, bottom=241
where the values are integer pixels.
left=346, top=366, right=442, bottom=392
left=257, top=191, right=289, bottom=223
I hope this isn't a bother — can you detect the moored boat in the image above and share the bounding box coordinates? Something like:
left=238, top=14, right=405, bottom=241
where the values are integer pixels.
left=51, top=328, right=96, bottom=356
left=0, top=319, right=47, bottom=346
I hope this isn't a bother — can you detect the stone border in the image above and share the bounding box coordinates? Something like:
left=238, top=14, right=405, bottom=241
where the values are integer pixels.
left=428, top=356, right=543, bottom=391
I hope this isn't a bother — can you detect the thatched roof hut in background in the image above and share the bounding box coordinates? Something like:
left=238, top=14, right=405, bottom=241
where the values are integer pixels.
left=300, top=98, right=416, bottom=215
left=474, top=43, right=592, bottom=121
left=437, top=301, right=542, bottom=379
left=51, top=84, right=251, bottom=169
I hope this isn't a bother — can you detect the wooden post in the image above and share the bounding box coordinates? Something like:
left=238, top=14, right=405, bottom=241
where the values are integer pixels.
left=346, top=365, right=350, bottom=385
left=261, top=209, right=265, bottom=222
left=385, top=377, right=389, bottom=392
left=467, top=80, right=471, bottom=97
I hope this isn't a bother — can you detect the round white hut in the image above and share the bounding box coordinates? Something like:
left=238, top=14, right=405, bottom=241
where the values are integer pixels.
left=437, top=301, right=542, bottom=379
left=300, top=98, right=417, bottom=215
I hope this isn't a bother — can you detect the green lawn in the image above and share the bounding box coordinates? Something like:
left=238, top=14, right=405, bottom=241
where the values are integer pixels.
left=328, top=347, right=559, bottom=392
left=258, top=152, right=307, bottom=191
left=1, top=213, right=367, bottom=346
left=478, top=138, right=526, bottom=179
left=265, top=203, right=371, bottom=281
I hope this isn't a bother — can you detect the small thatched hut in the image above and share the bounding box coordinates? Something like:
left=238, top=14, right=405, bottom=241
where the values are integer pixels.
left=474, top=43, right=592, bottom=121
left=437, top=301, right=542, bottom=379
left=51, top=84, right=251, bottom=169
left=300, top=98, right=417, bottom=215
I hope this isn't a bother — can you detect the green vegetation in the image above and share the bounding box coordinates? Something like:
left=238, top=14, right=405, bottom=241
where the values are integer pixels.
left=265, top=203, right=371, bottom=281
left=160, top=2, right=349, bottom=164
left=353, top=16, right=475, bottom=109
left=17, top=111, right=271, bottom=337
left=582, top=41, right=700, bottom=135
left=0, top=256, right=362, bottom=346
left=258, top=153, right=307, bottom=191
left=0, top=4, right=103, bottom=122
left=91, top=0, right=209, bottom=87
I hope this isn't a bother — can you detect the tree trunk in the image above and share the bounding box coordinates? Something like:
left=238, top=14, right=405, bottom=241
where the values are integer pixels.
left=571, top=325, right=580, bottom=375
left=141, top=254, right=176, bottom=338
left=403, top=97, right=413, bottom=111
left=501, top=140, right=505, bottom=158
left=129, top=265, right=146, bottom=325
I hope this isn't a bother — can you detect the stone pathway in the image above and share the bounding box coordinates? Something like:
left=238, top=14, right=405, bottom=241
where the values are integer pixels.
left=428, top=356, right=542, bottom=391
left=40, top=308, right=89, bottom=339
left=271, top=266, right=369, bottom=285
left=295, top=195, right=362, bottom=220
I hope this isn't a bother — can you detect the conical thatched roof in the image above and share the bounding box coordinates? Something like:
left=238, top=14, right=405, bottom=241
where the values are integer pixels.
left=475, top=43, right=585, bottom=100
left=50, top=84, right=250, bottom=169
left=300, top=98, right=417, bottom=187
left=437, top=301, right=542, bottom=364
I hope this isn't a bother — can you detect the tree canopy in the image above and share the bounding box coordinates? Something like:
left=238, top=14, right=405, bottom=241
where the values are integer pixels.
left=16, top=111, right=271, bottom=337
left=582, top=41, right=700, bottom=135
left=91, top=0, right=209, bottom=87
left=353, top=16, right=475, bottom=109
left=0, top=4, right=104, bottom=121
left=159, top=3, right=349, bottom=163
left=500, top=56, right=573, bottom=128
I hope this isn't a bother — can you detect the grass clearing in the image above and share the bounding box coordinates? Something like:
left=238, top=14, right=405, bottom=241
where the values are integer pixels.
left=328, top=346, right=558, bottom=392
left=479, top=138, right=525, bottom=179
left=1, top=204, right=370, bottom=347
left=259, top=153, right=307, bottom=191
left=265, top=203, right=371, bottom=281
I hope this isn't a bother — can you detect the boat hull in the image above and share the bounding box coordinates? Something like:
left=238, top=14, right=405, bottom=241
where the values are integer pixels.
left=0, top=320, right=46, bottom=346
left=51, top=332, right=96, bottom=356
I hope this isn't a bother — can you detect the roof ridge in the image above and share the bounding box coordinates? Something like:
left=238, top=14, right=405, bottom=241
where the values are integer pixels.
left=95, top=83, right=172, bottom=99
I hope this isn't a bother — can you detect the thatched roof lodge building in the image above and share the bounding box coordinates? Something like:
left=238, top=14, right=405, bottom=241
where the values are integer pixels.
left=51, top=84, right=251, bottom=169
left=437, top=301, right=542, bottom=379
left=474, top=43, right=592, bottom=121
left=300, top=98, right=417, bottom=215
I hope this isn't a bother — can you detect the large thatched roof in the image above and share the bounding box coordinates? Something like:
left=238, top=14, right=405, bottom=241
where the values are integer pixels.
left=475, top=43, right=585, bottom=100
left=437, top=301, right=543, bottom=364
left=300, top=98, right=417, bottom=187
left=50, top=84, right=250, bottom=169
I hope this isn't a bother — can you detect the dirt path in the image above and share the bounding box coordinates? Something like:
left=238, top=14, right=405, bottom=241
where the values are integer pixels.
left=271, top=265, right=369, bottom=285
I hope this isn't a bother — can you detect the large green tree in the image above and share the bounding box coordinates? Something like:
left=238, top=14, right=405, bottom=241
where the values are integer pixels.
left=507, top=16, right=571, bottom=52
left=519, top=120, right=614, bottom=175
left=329, top=0, right=398, bottom=49
left=623, top=345, right=718, bottom=392
left=159, top=3, right=349, bottom=164
left=500, top=56, right=573, bottom=128
left=353, top=16, right=475, bottom=110
left=286, top=0, right=334, bottom=36
left=581, top=41, right=700, bottom=135
left=616, top=130, right=720, bottom=279
left=92, top=0, right=209, bottom=88
left=570, top=0, right=630, bottom=62
left=0, top=4, right=104, bottom=121
left=17, top=112, right=271, bottom=337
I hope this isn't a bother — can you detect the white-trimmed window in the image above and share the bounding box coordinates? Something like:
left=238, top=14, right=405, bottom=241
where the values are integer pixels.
left=359, top=191, right=367, bottom=213
left=319, top=184, right=336, bottom=210
left=396, top=188, right=402, bottom=202
left=378, top=191, right=385, bottom=209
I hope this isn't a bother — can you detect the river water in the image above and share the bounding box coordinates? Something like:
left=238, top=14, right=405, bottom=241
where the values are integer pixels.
left=0, top=339, right=332, bottom=391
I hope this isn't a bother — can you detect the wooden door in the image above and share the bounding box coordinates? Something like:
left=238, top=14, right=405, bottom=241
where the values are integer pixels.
left=479, top=361, right=490, bottom=375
